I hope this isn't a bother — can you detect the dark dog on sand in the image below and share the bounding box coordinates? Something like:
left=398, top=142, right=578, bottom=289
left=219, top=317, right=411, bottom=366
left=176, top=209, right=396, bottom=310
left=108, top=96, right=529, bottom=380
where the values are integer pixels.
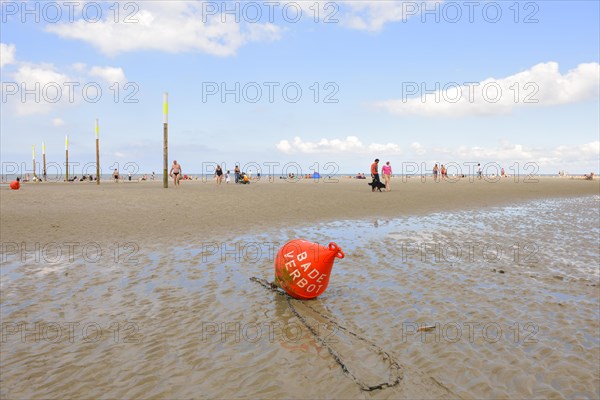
left=368, top=179, right=386, bottom=192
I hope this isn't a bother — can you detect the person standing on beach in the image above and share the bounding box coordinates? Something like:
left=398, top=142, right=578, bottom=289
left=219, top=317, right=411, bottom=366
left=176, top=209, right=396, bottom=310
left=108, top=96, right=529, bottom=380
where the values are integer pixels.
left=170, top=160, right=182, bottom=188
left=215, top=165, right=223, bottom=184
left=433, top=164, right=439, bottom=182
left=234, top=165, right=240, bottom=184
left=225, top=170, right=231, bottom=184
left=477, top=163, right=482, bottom=179
left=113, top=168, right=119, bottom=183
left=440, top=164, right=446, bottom=180
left=382, top=161, right=392, bottom=192
left=370, top=158, right=380, bottom=192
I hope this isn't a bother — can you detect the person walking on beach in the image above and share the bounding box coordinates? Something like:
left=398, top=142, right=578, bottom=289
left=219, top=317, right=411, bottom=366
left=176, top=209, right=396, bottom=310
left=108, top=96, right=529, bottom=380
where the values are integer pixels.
left=215, top=165, right=223, bottom=184
left=225, top=170, right=231, bottom=184
left=370, top=158, right=380, bottom=192
left=382, top=161, right=392, bottom=192
left=477, top=163, right=482, bottom=179
left=440, top=164, right=446, bottom=180
left=234, top=165, right=240, bottom=184
left=170, top=160, right=182, bottom=188
left=113, top=168, right=119, bottom=183
left=433, top=164, right=439, bottom=182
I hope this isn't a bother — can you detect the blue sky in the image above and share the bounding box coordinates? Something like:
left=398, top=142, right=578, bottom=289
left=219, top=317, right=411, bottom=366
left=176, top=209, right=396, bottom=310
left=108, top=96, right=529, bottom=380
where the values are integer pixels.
left=1, top=0, right=599, bottom=176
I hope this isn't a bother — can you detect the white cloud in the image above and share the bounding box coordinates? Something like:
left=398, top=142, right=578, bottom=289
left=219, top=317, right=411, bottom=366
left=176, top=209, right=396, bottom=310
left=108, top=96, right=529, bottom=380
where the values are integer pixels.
left=276, top=139, right=293, bottom=153
left=369, top=142, right=403, bottom=153
left=45, top=2, right=282, bottom=56
left=2, top=60, right=128, bottom=115
left=1, top=43, right=16, bottom=67
left=454, top=142, right=536, bottom=161
left=374, top=62, right=600, bottom=117
left=276, top=137, right=598, bottom=172
left=89, top=66, right=126, bottom=84
left=281, top=1, right=442, bottom=32
left=410, top=142, right=426, bottom=155
left=338, top=1, right=444, bottom=31
left=551, top=141, right=600, bottom=163
left=72, top=62, right=87, bottom=72
left=276, top=136, right=402, bottom=155
left=8, top=63, right=74, bottom=115
left=52, top=117, right=65, bottom=127
left=418, top=141, right=599, bottom=170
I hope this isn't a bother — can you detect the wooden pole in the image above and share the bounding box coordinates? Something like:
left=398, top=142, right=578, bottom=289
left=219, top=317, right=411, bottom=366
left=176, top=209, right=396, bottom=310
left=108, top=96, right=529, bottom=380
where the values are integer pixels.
left=32, top=145, right=36, bottom=180
left=96, top=119, right=100, bottom=185
left=65, top=135, right=69, bottom=182
left=163, top=92, right=168, bottom=188
left=42, top=141, right=47, bottom=181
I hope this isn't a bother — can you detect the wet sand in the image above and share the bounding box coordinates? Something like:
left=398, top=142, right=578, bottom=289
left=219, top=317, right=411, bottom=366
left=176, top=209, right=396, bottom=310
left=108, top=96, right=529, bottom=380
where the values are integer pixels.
left=1, top=178, right=599, bottom=399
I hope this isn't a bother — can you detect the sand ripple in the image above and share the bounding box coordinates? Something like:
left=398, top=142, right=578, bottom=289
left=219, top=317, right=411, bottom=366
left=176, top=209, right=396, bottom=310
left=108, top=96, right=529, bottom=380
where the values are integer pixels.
left=1, top=196, right=598, bottom=399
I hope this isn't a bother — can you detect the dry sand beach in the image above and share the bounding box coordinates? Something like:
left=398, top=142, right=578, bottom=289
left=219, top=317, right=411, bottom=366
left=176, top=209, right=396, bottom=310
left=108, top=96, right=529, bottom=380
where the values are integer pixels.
left=2, top=177, right=598, bottom=248
left=1, top=177, right=599, bottom=399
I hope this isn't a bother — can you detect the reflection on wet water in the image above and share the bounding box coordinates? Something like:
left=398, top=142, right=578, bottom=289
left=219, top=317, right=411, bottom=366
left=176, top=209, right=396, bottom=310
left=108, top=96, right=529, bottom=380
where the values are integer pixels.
left=1, top=196, right=598, bottom=398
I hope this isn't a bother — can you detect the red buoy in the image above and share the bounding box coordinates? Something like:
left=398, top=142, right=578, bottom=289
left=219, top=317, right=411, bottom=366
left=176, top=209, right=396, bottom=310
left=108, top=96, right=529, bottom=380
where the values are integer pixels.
left=274, top=239, right=344, bottom=299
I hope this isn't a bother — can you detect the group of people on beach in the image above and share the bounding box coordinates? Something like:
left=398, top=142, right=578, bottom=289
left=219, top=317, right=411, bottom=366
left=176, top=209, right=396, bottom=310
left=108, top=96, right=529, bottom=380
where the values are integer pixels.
left=167, top=161, right=252, bottom=188
left=112, top=169, right=149, bottom=183
left=130, top=159, right=600, bottom=192
left=6, top=161, right=598, bottom=191
left=433, top=163, right=490, bottom=181
left=64, top=158, right=595, bottom=190
left=211, top=164, right=252, bottom=185
left=367, top=159, right=512, bottom=191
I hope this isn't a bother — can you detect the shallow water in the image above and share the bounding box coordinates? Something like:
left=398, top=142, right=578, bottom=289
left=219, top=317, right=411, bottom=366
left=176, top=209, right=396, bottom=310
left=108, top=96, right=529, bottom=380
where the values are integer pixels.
left=1, top=196, right=599, bottom=398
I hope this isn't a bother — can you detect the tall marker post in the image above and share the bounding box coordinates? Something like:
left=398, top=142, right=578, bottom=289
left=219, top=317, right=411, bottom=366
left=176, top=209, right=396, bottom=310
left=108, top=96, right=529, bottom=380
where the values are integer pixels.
left=32, top=145, right=37, bottom=180
left=163, top=92, right=168, bottom=188
left=65, top=135, right=69, bottom=181
left=42, top=141, right=47, bottom=181
left=95, top=119, right=100, bottom=185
